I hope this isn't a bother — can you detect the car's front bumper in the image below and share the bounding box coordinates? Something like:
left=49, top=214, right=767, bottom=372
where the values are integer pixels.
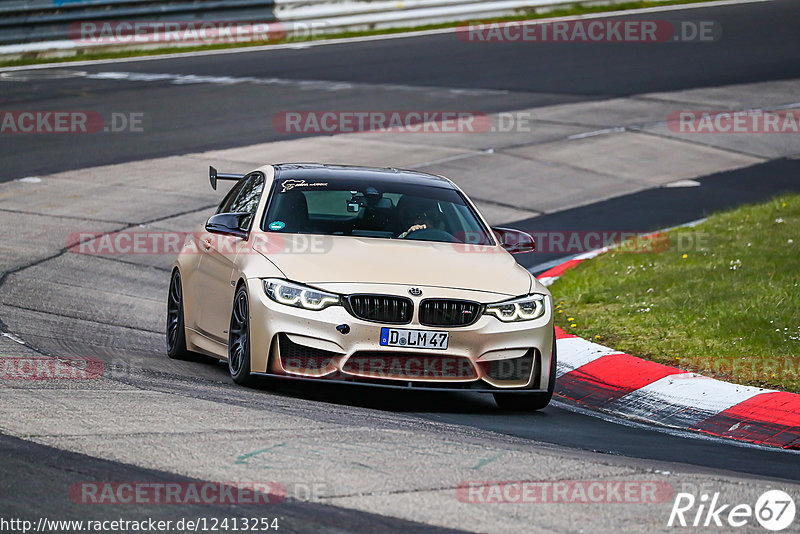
left=246, top=280, right=555, bottom=392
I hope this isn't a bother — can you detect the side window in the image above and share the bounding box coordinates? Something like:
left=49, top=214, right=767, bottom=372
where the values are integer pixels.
left=216, top=179, right=246, bottom=215
left=229, top=173, right=265, bottom=216
left=224, top=172, right=266, bottom=230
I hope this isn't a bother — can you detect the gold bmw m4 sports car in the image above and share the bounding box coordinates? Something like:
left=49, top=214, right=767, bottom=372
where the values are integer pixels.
left=167, top=163, right=556, bottom=410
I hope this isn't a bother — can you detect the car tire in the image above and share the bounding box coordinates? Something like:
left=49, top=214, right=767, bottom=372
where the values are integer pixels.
left=228, top=284, right=256, bottom=386
left=166, top=270, right=192, bottom=360
left=493, top=329, right=557, bottom=411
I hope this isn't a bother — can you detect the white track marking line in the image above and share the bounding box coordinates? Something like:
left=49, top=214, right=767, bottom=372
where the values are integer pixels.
left=72, top=70, right=508, bottom=97
left=664, top=179, right=701, bottom=187
left=568, top=127, right=626, bottom=139
left=2, top=332, right=26, bottom=345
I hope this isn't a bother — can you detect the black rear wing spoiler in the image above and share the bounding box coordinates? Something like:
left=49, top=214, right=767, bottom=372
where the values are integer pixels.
left=209, top=166, right=245, bottom=190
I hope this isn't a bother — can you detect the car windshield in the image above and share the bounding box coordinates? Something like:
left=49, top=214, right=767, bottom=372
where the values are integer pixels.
left=261, top=178, right=494, bottom=245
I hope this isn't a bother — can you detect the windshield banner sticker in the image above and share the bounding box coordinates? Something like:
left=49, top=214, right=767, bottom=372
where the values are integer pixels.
left=280, top=179, right=328, bottom=193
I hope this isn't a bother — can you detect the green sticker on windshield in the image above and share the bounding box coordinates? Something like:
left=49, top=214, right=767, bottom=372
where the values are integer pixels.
left=269, top=221, right=286, bottom=231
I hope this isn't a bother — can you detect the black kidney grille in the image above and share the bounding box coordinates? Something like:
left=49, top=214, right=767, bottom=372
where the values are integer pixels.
left=419, top=299, right=482, bottom=327
left=346, top=295, right=412, bottom=324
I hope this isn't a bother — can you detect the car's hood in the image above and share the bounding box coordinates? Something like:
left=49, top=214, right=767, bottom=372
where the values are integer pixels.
left=254, top=234, right=532, bottom=297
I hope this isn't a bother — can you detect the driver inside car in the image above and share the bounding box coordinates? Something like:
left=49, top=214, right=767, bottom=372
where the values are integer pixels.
left=396, top=197, right=440, bottom=238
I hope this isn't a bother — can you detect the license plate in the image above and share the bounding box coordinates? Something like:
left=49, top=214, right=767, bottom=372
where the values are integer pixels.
left=380, top=328, right=449, bottom=350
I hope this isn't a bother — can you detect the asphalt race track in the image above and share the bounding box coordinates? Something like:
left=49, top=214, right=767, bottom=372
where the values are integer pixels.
left=1, top=1, right=800, bottom=532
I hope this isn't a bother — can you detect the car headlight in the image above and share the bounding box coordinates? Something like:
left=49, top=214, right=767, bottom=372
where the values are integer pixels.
left=484, top=294, right=547, bottom=322
left=262, top=279, right=340, bottom=311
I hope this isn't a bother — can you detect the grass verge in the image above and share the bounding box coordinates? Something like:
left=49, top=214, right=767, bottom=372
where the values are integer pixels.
left=552, top=194, right=800, bottom=392
left=1, top=0, right=720, bottom=68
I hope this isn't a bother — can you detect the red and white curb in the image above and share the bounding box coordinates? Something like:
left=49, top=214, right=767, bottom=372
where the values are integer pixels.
left=540, top=251, right=800, bottom=450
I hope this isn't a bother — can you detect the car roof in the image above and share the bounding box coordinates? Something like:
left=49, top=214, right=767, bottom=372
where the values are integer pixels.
left=272, top=163, right=455, bottom=189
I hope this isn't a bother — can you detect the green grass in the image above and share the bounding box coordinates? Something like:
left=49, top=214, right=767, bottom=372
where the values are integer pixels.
left=0, top=0, right=720, bottom=68
left=552, top=195, right=800, bottom=392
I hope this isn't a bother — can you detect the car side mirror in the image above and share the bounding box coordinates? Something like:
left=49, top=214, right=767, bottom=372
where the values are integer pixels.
left=206, top=212, right=251, bottom=239
left=492, top=227, right=535, bottom=254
